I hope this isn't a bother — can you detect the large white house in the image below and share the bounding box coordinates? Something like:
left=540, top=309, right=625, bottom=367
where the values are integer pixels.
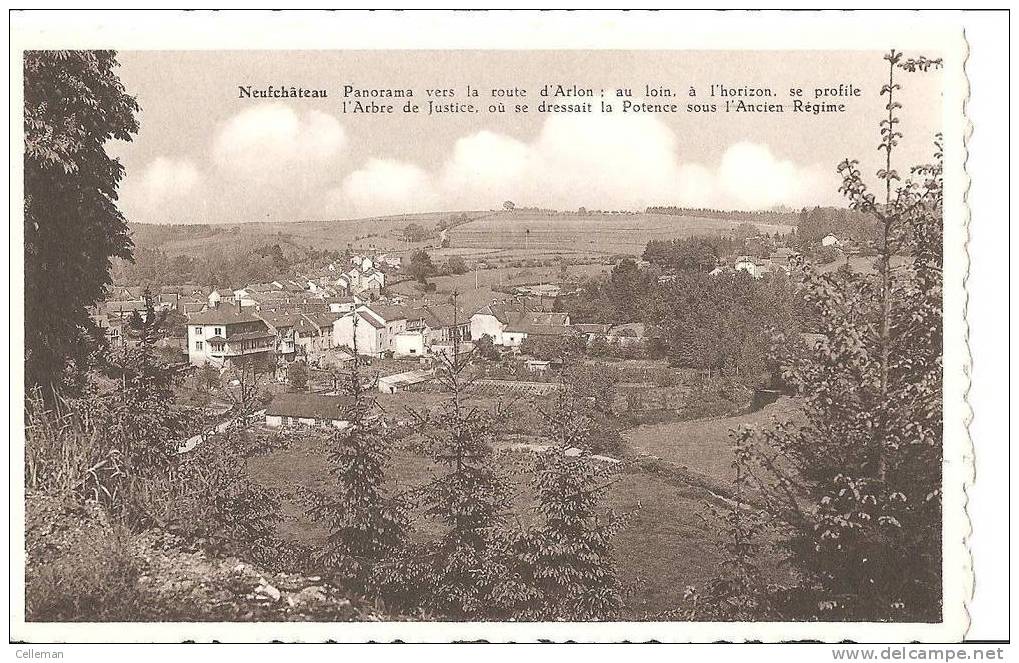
left=187, top=304, right=275, bottom=367
left=471, top=305, right=570, bottom=348
left=333, top=302, right=471, bottom=358
left=332, top=304, right=408, bottom=357
left=470, top=304, right=521, bottom=346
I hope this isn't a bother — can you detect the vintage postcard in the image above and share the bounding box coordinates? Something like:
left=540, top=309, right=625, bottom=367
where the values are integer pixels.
left=10, top=10, right=971, bottom=644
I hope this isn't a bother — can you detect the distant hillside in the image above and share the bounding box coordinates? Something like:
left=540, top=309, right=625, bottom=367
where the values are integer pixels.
left=127, top=210, right=491, bottom=257
left=445, top=209, right=797, bottom=260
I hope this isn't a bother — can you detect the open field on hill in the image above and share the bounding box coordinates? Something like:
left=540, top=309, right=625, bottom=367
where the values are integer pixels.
left=448, top=211, right=797, bottom=259
left=624, top=397, right=803, bottom=482
left=389, top=264, right=610, bottom=304
left=128, top=209, right=796, bottom=262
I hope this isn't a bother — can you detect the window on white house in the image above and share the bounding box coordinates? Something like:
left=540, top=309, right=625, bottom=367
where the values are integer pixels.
left=214, top=327, right=223, bottom=336
left=195, top=327, right=202, bottom=336
left=195, top=341, right=203, bottom=350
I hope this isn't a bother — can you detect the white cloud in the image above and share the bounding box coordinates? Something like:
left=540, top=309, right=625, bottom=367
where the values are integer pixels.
left=212, top=104, right=346, bottom=181
left=714, top=142, right=830, bottom=209
left=136, top=156, right=200, bottom=203
left=527, top=112, right=683, bottom=208
left=123, top=103, right=836, bottom=223
left=119, top=156, right=202, bottom=222
left=334, top=158, right=439, bottom=217
left=439, top=130, right=531, bottom=207
left=425, top=110, right=835, bottom=214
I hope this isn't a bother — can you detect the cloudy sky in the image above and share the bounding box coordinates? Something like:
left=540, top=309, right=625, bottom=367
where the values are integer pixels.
left=109, top=50, right=942, bottom=224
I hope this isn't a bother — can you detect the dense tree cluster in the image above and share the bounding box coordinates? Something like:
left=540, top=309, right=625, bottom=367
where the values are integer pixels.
left=564, top=258, right=660, bottom=323
left=402, top=223, right=430, bottom=242
left=561, top=258, right=804, bottom=386
left=409, top=249, right=437, bottom=283
left=24, top=50, right=140, bottom=395
left=111, top=242, right=343, bottom=289
left=795, top=206, right=880, bottom=246
left=645, top=271, right=801, bottom=382
left=642, top=236, right=741, bottom=272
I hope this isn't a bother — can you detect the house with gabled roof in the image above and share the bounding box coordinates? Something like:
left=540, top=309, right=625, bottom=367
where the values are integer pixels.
left=207, top=288, right=237, bottom=308
left=294, top=311, right=339, bottom=355
left=360, top=268, right=386, bottom=292
left=332, top=304, right=408, bottom=358
left=399, top=302, right=472, bottom=357
left=501, top=311, right=572, bottom=348
left=187, top=302, right=274, bottom=367
left=470, top=303, right=527, bottom=346
left=473, top=303, right=570, bottom=348
left=257, top=311, right=300, bottom=360
left=734, top=255, right=769, bottom=279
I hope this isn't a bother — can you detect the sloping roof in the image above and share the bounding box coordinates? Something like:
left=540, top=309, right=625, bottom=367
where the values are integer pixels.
left=265, top=393, right=355, bottom=420
left=258, top=313, right=300, bottom=330
left=474, top=303, right=528, bottom=324
left=365, top=304, right=409, bottom=323
left=504, top=310, right=572, bottom=335
left=105, top=300, right=146, bottom=314
left=249, top=290, right=289, bottom=303
left=523, top=311, right=568, bottom=326
left=121, top=286, right=146, bottom=298
left=378, top=370, right=433, bottom=388
left=189, top=306, right=266, bottom=326
left=356, top=310, right=385, bottom=330
left=304, top=312, right=340, bottom=329
left=406, top=303, right=468, bottom=329
left=181, top=301, right=207, bottom=316
left=504, top=322, right=574, bottom=336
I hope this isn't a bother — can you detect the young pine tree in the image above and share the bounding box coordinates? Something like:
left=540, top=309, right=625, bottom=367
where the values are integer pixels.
left=312, top=315, right=410, bottom=601
left=501, top=371, right=625, bottom=620
left=415, top=291, right=508, bottom=618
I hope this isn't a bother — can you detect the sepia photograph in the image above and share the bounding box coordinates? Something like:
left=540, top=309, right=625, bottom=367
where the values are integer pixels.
left=9, top=9, right=992, bottom=649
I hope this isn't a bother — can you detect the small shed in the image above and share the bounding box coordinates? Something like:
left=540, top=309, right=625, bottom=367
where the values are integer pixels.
left=378, top=369, right=434, bottom=394
left=265, top=393, right=355, bottom=429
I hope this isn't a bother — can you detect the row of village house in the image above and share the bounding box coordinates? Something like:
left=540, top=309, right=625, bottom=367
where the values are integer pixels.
left=96, top=247, right=649, bottom=374
left=96, top=279, right=647, bottom=373
left=183, top=298, right=591, bottom=369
